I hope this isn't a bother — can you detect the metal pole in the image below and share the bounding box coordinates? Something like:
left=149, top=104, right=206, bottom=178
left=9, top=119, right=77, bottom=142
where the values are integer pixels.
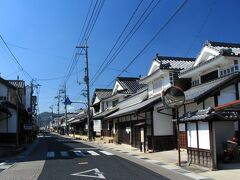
left=176, top=108, right=181, bottom=166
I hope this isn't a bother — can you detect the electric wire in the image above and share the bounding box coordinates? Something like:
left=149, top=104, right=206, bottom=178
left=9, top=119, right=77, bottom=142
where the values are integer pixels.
left=104, top=0, right=189, bottom=87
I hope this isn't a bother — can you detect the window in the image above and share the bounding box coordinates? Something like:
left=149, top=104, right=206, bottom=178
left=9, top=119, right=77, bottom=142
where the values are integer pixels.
left=0, top=96, right=7, bottom=101
left=201, top=70, right=218, bottom=84
left=106, top=101, right=109, bottom=108
left=192, top=79, right=200, bottom=87
left=112, top=99, right=118, bottom=107
left=220, top=60, right=239, bottom=77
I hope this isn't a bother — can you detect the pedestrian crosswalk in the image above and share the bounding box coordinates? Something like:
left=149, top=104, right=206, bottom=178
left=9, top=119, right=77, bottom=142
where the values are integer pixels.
left=46, top=150, right=114, bottom=159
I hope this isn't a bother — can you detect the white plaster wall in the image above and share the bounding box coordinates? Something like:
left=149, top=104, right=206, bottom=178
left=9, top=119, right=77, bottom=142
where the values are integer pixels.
left=185, top=102, right=203, bottom=113
left=153, top=108, right=173, bottom=136
left=117, top=90, right=147, bottom=109
left=8, top=108, right=17, bottom=133
left=218, top=85, right=236, bottom=105
left=178, top=106, right=184, bottom=117
left=198, top=122, right=210, bottom=150
left=187, top=123, right=197, bottom=148
left=204, top=97, right=215, bottom=108
left=148, top=83, right=154, bottom=97
left=93, top=120, right=102, bottom=135
left=162, top=74, right=171, bottom=91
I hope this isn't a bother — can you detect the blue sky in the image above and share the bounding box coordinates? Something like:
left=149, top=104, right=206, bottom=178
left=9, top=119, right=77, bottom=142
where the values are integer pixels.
left=0, top=0, right=240, bottom=113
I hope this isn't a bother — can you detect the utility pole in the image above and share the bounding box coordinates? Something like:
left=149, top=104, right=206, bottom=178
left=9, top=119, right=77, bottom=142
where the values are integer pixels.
left=16, top=76, right=20, bottom=147
left=76, top=44, right=92, bottom=141
left=64, top=83, right=68, bottom=135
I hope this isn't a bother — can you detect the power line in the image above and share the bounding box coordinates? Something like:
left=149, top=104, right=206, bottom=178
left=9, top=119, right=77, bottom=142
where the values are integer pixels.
left=0, top=34, right=33, bottom=80
left=64, top=0, right=105, bottom=84
left=90, top=0, right=144, bottom=84
left=105, top=0, right=189, bottom=87
left=90, top=0, right=161, bottom=86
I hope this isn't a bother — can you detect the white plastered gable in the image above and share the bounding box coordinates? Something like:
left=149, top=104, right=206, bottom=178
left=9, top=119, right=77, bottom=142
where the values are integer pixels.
left=147, top=60, right=160, bottom=76
left=193, top=45, right=220, bottom=67
left=112, top=81, right=124, bottom=95
left=93, top=96, right=100, bottom=105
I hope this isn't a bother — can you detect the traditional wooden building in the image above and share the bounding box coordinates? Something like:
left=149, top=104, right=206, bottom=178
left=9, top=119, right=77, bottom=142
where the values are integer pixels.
left=178, top=41, right=240, bottom=169
left=104, top=55, right=194, bottom=152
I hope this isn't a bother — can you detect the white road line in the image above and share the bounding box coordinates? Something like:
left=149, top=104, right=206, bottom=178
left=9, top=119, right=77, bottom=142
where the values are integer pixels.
left=73, top=150, right=85, bottom=157
left=87, top=151, right=100, bottom=156
left=60, top=151, right=69, bottom=157
left=99, top=151, right=114, bottom=156
left=47, top=152, right=55, bottom=158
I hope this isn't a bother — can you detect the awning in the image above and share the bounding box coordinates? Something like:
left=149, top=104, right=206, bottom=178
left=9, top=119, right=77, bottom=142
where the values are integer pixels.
left=106, top=96, right=161, bottom=119
left=215, top=99, right=240, bottom=111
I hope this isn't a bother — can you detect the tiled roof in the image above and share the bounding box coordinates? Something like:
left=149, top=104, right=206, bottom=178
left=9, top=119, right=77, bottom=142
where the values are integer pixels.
left=207, top=41, right=240, bottom=49
left=92, top=88, right=112, bottom=105
left=156, top=56, right=195, bottom=70
left=116, top=77, right=147, bottom=94
left=179, top=107, right=239, bottom=122
left=106, top=96, right=161, bottom=119
left=184, top=73, right=239, bottom=103
left=93, top=107, right=118, bottom=120
left=94, top=89, right=112, bottom=100
left=0, top=77, right=16, bottom=89
left=8, top=80, right=25, bottom=89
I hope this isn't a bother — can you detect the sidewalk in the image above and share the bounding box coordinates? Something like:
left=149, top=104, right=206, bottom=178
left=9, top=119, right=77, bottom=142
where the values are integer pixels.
left=63, top=134, right=240, bottom=180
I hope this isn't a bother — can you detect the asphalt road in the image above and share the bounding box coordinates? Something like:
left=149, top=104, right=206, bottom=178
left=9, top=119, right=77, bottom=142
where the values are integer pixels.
left=37, top=133, right=168, bottom=180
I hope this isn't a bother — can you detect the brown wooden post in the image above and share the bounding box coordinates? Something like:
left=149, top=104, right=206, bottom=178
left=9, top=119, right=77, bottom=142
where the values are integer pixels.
left=150, top=110, right=154, bottom=152
left=196, top=122, right=200, bottom=165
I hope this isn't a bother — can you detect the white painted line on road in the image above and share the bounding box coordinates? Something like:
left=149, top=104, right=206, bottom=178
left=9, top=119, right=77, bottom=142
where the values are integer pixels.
left=71, top=168, right=105, bottom=179
left=87, top=151, right=100, bottom=156
left=99, top=151, right=114, bottom=156
left=184, top=172, right=209, bottom=180
left=73, top=150, right=85, bottom=157
left=47, top=152, right=55, bottom=158
left=60, top=151, right=70, bottom=157
left=78, top=162, right=88, bottom=165
left=74, top=147, right=98, bottom=150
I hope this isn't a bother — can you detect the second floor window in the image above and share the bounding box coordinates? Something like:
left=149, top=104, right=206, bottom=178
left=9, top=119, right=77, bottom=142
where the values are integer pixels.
left=112, top=99, right=118, bottom=107
left=0, top=96, right=7, bottom=101
left=200, top=70, right=218, bottom=84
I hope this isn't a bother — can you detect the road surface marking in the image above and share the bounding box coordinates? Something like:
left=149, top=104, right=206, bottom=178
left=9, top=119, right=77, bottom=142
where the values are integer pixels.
left=87, top=151, right=100, bottom=156
left=73, top=150, right=85, bottom=157
left=71, top=168, right=105, bottom=179
left=78, top=162, right=88, bottom=165
left=60, top=151, right=69, bottom=157
left=99, top=151, right=114, bottom=156
left=47, top=152, right=55, bottom=158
